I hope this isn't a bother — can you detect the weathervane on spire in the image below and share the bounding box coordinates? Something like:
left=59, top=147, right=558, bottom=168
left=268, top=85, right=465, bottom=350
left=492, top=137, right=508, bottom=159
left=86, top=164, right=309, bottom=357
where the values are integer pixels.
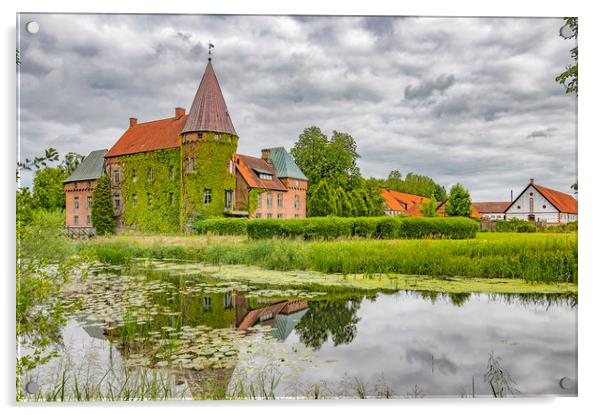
left=208, top=41, right=215, bottom=60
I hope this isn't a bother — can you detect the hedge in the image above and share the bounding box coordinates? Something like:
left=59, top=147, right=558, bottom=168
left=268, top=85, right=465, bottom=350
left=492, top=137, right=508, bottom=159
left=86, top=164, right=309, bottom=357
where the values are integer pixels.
left=195, top=218, right=249, bottom=235
left=196, top=216, right=479, bottom=240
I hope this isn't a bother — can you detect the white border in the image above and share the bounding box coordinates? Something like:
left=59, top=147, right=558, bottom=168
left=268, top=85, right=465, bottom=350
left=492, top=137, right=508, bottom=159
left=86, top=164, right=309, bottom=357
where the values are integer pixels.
left=3, top=1, right=600, bottom=415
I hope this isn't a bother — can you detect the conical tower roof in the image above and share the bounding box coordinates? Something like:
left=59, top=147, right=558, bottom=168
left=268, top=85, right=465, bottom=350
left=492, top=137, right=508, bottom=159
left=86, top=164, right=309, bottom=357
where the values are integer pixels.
left=182, top=59, right=237, bottom=136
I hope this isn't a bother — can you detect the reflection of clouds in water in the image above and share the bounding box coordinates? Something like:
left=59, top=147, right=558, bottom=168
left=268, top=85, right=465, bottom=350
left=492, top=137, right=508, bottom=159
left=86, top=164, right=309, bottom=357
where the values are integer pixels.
left=281, top=291, right=577, bottom=397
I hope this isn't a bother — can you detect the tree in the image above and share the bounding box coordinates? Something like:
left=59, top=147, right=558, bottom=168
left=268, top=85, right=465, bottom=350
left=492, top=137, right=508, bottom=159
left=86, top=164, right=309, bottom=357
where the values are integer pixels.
left=91, top=175, right=115, bottom=234
left=290, top=127, right=330, bottom=192
left=31, top=167, right=68, bottom=210
left=59, top=152, right=85, bottom=175
left=445, top=183, right=472, bottom=217
left=291, top=126, right=362, bottom=193
left=420, top=197, right=438, bottom=217
left=295, top=298, right=361, bottom=350
left=570, top=182, right=578, bottom=196
left=307, top=180, right=336, bottom=217
left=556, top=17, right=578, bottom=95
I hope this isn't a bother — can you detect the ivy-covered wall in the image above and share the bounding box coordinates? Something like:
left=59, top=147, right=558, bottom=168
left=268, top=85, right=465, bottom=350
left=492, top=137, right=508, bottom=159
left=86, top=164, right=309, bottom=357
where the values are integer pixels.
left=116, top=149, right=181, bottom=233
left=181, top=131, right=238, bottom=228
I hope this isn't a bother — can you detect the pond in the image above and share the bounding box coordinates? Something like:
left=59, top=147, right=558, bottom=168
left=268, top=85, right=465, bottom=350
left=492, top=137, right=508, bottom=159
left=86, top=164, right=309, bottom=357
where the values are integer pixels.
left=22, top=259, right=577, bottom=400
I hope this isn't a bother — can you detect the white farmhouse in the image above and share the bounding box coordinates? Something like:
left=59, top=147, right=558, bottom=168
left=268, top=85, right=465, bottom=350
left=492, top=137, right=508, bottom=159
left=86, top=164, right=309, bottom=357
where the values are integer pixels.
left=505, top=179, right=578, bottom=224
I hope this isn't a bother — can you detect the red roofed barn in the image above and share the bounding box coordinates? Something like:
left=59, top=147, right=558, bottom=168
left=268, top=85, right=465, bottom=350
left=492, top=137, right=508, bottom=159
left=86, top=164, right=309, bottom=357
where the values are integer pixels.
left=504, top=179, right=577, bottom=224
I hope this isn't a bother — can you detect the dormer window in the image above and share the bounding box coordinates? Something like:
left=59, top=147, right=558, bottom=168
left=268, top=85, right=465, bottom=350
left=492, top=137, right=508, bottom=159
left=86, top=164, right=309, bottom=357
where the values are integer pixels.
left=254, top=168, right=273, bottom=180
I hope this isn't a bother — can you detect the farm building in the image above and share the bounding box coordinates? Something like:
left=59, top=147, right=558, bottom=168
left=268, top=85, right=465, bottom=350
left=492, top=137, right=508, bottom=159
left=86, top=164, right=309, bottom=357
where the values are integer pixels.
left=504, top=179, right=577, bottom=224
left=69, top=57, right=308, bottom=232
left=473, top=202, right=511, bottom=221
left=381, top=189, right=432, bottom=216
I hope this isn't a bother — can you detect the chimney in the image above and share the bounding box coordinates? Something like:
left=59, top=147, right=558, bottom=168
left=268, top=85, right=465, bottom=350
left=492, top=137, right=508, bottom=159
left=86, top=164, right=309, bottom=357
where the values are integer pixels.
left=261, top=149, right=272, bottom=164
left=511, top=190, right=514, bottom=202
left=529, top=178, right=534, bottom=185
left=175, top=107, right=185, bottom=119
left=129, top=117, right=137, bottom=128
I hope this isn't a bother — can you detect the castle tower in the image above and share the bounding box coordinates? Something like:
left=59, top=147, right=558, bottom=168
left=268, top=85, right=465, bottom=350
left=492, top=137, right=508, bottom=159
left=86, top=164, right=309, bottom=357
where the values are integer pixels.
left=180, top=58, right=239, bottom=228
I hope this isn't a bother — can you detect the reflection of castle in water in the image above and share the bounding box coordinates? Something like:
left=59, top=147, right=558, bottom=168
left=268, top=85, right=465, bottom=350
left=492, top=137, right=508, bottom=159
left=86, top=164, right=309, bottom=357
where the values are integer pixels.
left=234, top=293, right=309, bottom=341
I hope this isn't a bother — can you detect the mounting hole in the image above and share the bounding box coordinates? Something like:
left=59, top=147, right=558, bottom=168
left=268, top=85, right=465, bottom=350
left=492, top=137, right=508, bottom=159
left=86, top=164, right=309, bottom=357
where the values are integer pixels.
left=25, top=380, right=39, bottom=394
left=559, top=25, right=574, bottom=39
left=26, top=21, right=39, bottom=34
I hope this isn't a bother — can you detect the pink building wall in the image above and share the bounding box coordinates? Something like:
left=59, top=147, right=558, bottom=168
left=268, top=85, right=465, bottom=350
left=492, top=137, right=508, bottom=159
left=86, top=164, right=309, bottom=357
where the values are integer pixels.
left=64, top=180, right=97, bottom=227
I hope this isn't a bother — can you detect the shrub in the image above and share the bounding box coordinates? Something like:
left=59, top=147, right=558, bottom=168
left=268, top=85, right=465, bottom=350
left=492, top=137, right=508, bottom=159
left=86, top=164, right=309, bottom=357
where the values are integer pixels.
left=196, top=218, right=248, bottom=235
left=245, top=216, right=478, bottom=240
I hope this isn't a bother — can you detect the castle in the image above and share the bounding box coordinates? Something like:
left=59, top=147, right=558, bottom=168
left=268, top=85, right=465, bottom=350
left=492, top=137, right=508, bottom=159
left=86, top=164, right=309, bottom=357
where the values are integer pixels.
left=64, top=58, right=308, bottom=233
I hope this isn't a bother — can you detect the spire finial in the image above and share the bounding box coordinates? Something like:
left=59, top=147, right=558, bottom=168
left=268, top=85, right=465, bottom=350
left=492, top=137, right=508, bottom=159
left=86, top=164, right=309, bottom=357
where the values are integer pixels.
left=208, top=41, right=215, bottom=61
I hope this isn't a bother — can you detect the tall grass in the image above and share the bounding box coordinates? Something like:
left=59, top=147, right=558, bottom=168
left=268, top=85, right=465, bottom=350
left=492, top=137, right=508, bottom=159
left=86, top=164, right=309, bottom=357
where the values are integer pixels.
left=83, top=233, right=577, bottom=284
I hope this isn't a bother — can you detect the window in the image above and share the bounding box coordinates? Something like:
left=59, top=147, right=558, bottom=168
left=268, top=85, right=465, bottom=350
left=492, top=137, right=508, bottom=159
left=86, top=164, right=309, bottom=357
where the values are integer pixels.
left=229, top=159, right=234, bottom=174
left=204, top=189, right=212, bottom=204
left=147, top=167, right=153, bottom=181
left=224, top=292, right=233, bottom=309
left=74, top=197, right=79, bottom=210
left=529, top=192, right=534, bottom=196
left=132, top=194, right=137, bottom=207
left=225, top=190, right=233, bottom=209
left=147, top=193, right=153, bottom=207
left=170, top=193, right=175, bottom=207
left=517, top=205, right=521, bottom=210
left=87, top=215, right=91, bottom=225
left=74, top=216, right=79, bottom=225
left=529, top=197, right=534, bottom=212
left=294, top=214, right=300, bottom=218
left=132, top=168, right=137, bottom=181
left=169, top=166, right=175, bottom=179
left=114, top=197, right=120, bottom=209
left=256, top=213, right=261, bottom=218
left=259, top=173, right=272, bottom=180
left=277, top=193, right=283, bottom=208
left=543, top=204, right=547, bottom=209
left=87, top=181, right=92, bottom=188
left=277, top=213, right=284, bottom=218
left=267, top=192, right=273, bottom=208
left=294, top=195, right=300, bottom=209
left=191, top=158, right=195, bottom=172
left=295, top=180, right=300, bottom=187
left=267, top=213, right=273, bottom=218
left=203, top=296, right=212, bottom=311
left=87, top=196, right=92, bottom=209
left=113, top=169, right=120, bottom=184
left=214, top=133, right=221, bottom=141
left=74, top=182, right=78, bottom=190
left=257, top=193, right=262, bottom=208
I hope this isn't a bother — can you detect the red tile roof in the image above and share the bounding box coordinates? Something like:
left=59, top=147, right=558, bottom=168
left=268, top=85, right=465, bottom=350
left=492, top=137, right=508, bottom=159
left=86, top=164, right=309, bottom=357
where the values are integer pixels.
left=381, top=189, right=430, bottom=216
left=473, top=202, right=511, bottom=214
left=105, top=114, right=188, bottom=158
left=234, top=154, right=287, bottom=191
left=532, top=183, right=578, bottom=214
left=182, top=59, right=237, bottom=136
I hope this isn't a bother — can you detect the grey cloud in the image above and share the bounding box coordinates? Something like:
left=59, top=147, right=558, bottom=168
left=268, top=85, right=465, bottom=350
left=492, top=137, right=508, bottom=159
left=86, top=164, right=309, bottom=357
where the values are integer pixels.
left=17, top=14, right=576, bottom=200
left=405, top=74, right=455, bottom=100
left=527, top=127, right=557, bottom=139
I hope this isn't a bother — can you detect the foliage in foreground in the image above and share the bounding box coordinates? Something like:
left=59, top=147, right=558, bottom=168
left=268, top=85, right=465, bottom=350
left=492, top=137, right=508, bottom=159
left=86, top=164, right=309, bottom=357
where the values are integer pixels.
left=196, top=216, right=479, bottom=240
left=16, top=209, right=81, bottom=401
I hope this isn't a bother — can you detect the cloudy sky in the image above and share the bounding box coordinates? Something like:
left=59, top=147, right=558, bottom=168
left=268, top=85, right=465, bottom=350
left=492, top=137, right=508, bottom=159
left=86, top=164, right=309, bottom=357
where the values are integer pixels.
left=17, top=14, right=577, bottom=200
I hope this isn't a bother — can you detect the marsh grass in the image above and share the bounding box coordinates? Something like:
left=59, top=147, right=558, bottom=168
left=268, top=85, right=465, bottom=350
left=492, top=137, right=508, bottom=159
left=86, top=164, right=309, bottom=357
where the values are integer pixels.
left=82, top=232, right=577, bottom=284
